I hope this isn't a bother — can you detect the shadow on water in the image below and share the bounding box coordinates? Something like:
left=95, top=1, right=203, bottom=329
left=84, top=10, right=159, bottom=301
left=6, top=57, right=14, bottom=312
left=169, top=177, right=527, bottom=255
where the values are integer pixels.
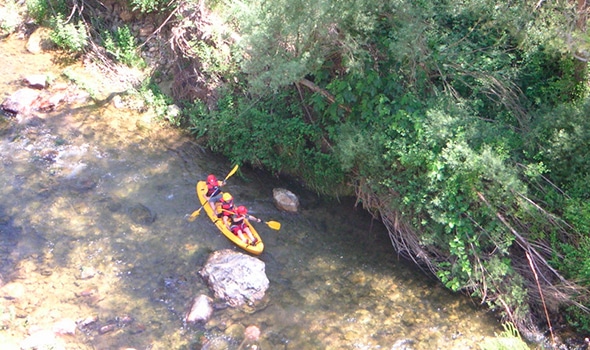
left=0, top=34, right=503, bottom=349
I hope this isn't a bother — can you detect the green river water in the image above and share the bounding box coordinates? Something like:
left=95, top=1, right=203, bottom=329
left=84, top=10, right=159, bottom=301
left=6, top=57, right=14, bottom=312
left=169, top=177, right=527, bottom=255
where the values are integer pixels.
left=0, top=33, right=505, bottom=349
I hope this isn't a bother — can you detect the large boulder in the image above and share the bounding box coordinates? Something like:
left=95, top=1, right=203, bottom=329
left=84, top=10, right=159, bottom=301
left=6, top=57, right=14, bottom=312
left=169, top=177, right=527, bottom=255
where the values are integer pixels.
left=199, top=250, right=269, bottom=307
left=272, top=188, right=299, bottom=213
left=26, top=27, right=54, bottom=54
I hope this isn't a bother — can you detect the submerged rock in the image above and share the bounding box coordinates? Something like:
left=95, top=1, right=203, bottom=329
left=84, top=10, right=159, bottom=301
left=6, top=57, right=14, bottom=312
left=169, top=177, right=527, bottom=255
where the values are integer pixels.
left=200, top=250, right=269, bottom=307
left=128, top=203, right=157, bottom=225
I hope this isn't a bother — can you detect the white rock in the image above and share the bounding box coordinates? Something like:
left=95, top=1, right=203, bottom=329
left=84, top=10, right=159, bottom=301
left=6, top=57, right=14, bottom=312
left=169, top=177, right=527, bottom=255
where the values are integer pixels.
left=185, top=294, right=213, bottom=323
left=53, top=318, right=77, bottom=335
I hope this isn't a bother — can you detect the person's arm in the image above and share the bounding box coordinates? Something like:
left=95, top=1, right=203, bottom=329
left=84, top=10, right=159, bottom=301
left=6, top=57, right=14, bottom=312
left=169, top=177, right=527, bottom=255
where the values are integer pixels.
left=247, top=214, right=262, bottom=223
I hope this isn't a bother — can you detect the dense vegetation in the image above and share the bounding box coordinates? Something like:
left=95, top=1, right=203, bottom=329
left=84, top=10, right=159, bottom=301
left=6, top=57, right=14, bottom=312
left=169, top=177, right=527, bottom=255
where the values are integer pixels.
left=4, top=0, right=590, bottom=344
left=184, top=0, right=590, bottom=341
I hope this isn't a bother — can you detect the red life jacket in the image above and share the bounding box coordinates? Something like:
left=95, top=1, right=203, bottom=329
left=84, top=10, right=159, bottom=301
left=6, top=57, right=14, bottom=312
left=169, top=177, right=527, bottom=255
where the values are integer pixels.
left=220, top=199, right=234, bottom=216
left=206, top=182, right=220, bottom=197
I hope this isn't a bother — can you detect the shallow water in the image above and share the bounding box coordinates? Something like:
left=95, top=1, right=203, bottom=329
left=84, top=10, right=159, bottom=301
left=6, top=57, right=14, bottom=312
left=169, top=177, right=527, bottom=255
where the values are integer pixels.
left=0, top=34, right=503, bottom=349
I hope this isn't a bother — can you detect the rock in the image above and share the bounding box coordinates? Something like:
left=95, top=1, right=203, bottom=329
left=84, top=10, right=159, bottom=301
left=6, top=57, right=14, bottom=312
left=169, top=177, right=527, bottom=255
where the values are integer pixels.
left=37, top=90, right=67, bottom=112
left=391, top=338, right=414, bottom=350
left=139, top=25, right=155, bottom=37
left=26, top=27, right=53, bottom=54
left=272, top=188, right=299, bottom=213
left=53, top=318, right=77, bottom=335
left=1, top=88, right=40, bottom=116
left=111, top=95, right=124, bottom=108
left=166, top=104, right=182, bottom=120
left=244, top=325, right=261, bottom=341
left=76, top=314, right=99, bottom=328
left=185, top=294, right=213, bottom=323
left=79, top=266, right=97, bottom=280
left=201, top=337, right=230, bottom=350
left=24, top=74, right=48, bottom=89
left=98, top=323, right=116, bottom=334
left=21, top=329, right=64, bottom=350
left=200, top=250, right=269, bottom=307
left=128, top=203, right=156, bottom=225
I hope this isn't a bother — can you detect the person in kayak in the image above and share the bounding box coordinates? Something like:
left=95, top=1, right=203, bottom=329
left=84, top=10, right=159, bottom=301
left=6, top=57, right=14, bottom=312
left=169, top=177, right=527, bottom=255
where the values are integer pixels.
left=217, top=192, right=234, bottom=228
left=205, top=174, right=225, bottom=213
left=230, top=205, right=261, bottom=245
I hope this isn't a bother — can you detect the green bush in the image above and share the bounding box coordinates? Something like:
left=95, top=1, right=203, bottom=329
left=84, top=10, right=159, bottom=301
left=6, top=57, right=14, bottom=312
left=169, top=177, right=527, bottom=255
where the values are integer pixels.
left=188, top=87, right=346, bottom=193
left=137, top=80, right=176, bottom=124
left=26, top=0, right=68, bottom=25
left=129, top=0, right=166, bottom=13
left=49, top=14, right=88, bottom=53
left=480, top=322, right=529, bottom=350
left=102, top=25, right=145, bottom=68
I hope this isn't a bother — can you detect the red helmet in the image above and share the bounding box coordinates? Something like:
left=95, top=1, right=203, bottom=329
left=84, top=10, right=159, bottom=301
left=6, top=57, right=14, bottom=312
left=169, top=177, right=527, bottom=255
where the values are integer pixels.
left=207, top=174, right=217, bottom=184
left=236, top=206, right=248, bottom=215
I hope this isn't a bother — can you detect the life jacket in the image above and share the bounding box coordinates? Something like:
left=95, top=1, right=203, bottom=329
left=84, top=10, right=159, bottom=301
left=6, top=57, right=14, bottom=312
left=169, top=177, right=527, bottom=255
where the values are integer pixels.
left=220, top=199, right=234, bottom=216
left=206, top=182, right=220, bottom=197
left=230, top=214, right=247, bottom=232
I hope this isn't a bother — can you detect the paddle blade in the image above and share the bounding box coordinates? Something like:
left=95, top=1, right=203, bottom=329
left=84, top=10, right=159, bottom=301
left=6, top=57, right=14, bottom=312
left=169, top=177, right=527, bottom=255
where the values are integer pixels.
left=266, top=221, right=281, bottom=231
left=224, top=164, right=239, bottom=181
left=187, top=208, right=202, bottom=222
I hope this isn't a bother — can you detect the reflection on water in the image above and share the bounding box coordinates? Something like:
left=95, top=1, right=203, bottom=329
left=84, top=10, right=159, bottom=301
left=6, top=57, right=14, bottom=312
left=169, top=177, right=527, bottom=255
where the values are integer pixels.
left=0, top=34, right=502, bottom=349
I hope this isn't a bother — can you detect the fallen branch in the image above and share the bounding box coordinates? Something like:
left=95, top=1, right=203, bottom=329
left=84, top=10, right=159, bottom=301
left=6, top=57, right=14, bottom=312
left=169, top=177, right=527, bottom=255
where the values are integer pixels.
left=298, top=78, right=352, bottom=113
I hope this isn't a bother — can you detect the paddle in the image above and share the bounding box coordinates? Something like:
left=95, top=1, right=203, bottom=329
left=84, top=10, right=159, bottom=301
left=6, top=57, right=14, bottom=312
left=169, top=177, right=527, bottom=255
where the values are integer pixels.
left=218, top=209, right=281, bottom=231
left=187, top=165, right=239, bottom=222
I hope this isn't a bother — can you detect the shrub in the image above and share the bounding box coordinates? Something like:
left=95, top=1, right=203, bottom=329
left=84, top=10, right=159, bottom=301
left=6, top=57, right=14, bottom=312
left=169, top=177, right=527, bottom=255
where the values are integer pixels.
left=26, top=0, right=68, bottom=25
left=129, top=0, right=167, bottom=13
left=49, top=14, right=88, bottom=53
left=102, top=25, right=145, bottom=68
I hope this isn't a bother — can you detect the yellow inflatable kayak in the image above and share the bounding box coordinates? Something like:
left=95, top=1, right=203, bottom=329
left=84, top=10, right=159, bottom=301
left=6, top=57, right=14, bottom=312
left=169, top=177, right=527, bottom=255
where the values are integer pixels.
left=196, top=181, right=264, bottom=255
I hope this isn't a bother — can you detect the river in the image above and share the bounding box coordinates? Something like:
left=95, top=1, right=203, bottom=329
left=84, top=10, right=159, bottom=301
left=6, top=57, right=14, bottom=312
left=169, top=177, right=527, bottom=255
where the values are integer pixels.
left=0, top=33, right=505, bottom=349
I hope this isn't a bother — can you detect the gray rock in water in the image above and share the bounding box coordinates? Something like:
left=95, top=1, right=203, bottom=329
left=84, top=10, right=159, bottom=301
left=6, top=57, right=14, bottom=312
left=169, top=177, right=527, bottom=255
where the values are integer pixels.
left=185, top=294, right=213, bottom=323
left=273, top=188, right=299, bottom=213
left=128, top=203, right=156, bottom=225
left=200, top=250, right=269, bottom=307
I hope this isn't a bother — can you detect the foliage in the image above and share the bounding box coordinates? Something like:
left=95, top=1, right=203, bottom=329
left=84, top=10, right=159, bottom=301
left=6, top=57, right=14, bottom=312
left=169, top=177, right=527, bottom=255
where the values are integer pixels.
left=26, top=0, right=68, bottom=25
left=189, top=39, right=235, bottom=76
left=129, top=0, right=168, bottom=13
left=0, top=0, right=22, bottom=35
left=49, top=14, right=88, bottom=53
left=212, top=0, right=379, bottom=95
left=102, top=25, right=145, bottom=68
left=479, top=322, right=530, bottom=350
left=188, top=87, right=346, bottom=193
left=189, top=0, right=590, bottom=336
left=136, top=80, right=176, bottom=124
